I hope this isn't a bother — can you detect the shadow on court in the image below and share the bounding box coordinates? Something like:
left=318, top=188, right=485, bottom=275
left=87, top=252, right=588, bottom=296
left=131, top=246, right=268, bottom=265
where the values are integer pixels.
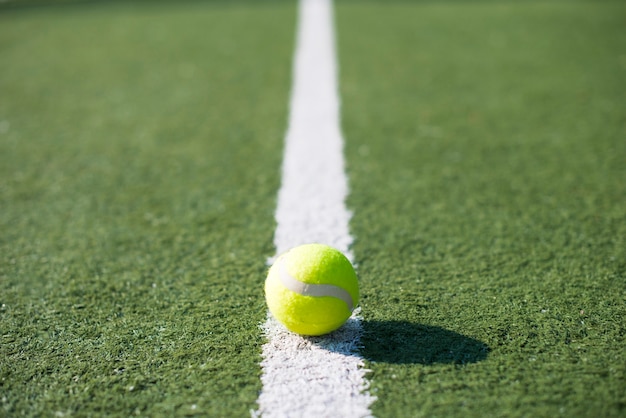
left=360, top=320, right=489, bottom=365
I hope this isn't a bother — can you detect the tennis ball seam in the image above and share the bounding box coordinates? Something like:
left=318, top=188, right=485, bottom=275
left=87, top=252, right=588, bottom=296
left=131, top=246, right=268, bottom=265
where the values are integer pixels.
left=277, top=257, right=355, bottom=312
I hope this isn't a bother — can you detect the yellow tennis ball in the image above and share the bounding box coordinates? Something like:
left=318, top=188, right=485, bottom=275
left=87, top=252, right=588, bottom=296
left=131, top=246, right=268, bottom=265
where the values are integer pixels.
left=265, top=243, right=359, bottom=336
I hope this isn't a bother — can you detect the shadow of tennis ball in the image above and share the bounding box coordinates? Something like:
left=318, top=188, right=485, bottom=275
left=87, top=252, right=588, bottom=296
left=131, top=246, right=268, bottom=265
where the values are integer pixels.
left=361, top=320, right=489, bottom=365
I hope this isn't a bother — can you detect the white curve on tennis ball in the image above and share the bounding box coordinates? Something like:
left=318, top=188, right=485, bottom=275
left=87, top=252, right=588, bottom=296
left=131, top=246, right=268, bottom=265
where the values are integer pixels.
left=277, top=258, right=355, bottom=312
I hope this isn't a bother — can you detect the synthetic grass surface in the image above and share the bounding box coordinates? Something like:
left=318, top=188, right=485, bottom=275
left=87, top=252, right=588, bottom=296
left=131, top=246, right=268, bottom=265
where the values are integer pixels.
left=338, top=0, right=625, bottom=416
left=0, top=1, right=294, bottom=416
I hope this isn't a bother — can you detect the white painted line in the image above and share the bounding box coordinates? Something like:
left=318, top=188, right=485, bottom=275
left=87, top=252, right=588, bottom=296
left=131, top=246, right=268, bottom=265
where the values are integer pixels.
left=254, top=0, right=375, bottom=417
left=271, top=0, right=353, bottom=260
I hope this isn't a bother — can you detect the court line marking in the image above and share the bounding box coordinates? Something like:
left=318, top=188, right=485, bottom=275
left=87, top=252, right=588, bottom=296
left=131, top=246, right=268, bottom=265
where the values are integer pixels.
left=254, top=0, right=375, bottom=417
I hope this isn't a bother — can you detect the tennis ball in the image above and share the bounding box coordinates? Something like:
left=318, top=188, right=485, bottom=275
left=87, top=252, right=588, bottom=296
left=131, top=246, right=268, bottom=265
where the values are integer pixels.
left=265, top=243, right=359, bottom=336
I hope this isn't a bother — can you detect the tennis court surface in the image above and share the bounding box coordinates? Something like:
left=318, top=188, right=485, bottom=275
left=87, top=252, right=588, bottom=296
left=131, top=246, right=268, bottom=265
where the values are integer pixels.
left=1, top=0, right=624, bottom=416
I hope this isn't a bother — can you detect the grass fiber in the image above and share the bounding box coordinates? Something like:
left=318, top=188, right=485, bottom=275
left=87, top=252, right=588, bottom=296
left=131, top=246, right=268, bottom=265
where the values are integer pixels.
left=1, top=0, right=625, bottom=417
left=0, top=1, right=294, bottom=416
left=338, top=0, right=625, bottom=417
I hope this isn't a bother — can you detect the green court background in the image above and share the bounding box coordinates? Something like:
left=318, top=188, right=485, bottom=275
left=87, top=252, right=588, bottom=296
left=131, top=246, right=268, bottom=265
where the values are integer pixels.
left=1, top=2, right=294, bottom=415
left=338, top=1, right=625, bottom=416
left=1, top=0, right=625, bottom=417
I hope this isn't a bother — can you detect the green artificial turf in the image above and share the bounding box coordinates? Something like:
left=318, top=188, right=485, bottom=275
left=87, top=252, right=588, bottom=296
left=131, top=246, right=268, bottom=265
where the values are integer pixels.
left=0, top=1, right=294, bottom=416
left=338, top=0, right=625, bottom=417
left=3, top=0, right=625, bottom=417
